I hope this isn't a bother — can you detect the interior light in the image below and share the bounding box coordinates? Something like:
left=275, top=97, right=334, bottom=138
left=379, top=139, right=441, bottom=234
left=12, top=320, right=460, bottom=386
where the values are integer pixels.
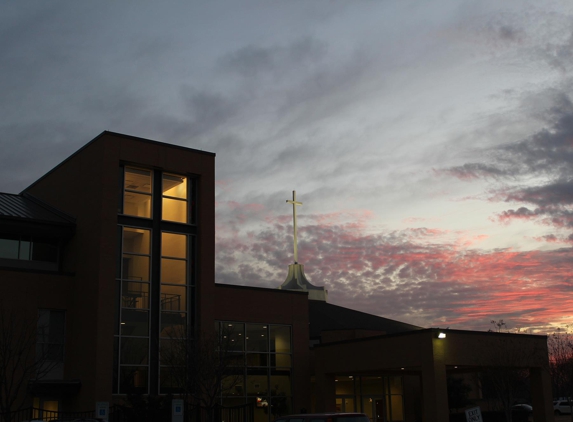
left=438, top=332, right=446, bottom=339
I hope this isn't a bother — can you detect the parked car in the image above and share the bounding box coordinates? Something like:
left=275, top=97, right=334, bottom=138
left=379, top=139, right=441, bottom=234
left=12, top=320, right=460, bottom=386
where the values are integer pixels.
left=274, top=413, right=370, bottom=422
left=554, top=400, right=572, bottom=415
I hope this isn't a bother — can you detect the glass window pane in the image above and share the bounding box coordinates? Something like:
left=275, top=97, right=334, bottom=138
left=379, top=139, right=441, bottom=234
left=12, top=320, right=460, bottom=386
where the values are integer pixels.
left=360, top=376, right=384, bottom=395
left=221, top=323, right=244, bottom=352
left=119, top=366, right=148, bottom=394
left=161, top=285, right=186, bottom=311
left=120, top=309, right=149, bottom=336
left=270, top=368, right=291, bottom=396
left=246, top=353, right=268, bottom=367
left=226, top=353, right=245, bottom=367
left=125, top=168, right=152, bottom=193
left=123, top=255, right=150, bottom=281
left=270, top=326, right=291, bottom=353
left=271, top=354, right=291, bottom=368
left=124, top=192, right=152, bottom=218
left=335, top=376, right=354, bottom=395
left=160, top=366, right=184, bottom=394
left=390, top=395, right=404, bottom=420
left=120, top=337, right=149, bottom=364
left=123, top=228, right=150, bottom=254
left=32, top=239, right=58, bottom=262
left=163, top=174, right=187, bottom=199
left=246, top=324, right=268, bottom=352
left=223, top=374, right=245, bottom=398
left=162, top=198, right=187, bottom=223
left=160, top=312, right=187, bottom=338
left=160, top=338, right=186, bottom=364
left=389, top=376, right=403, bottom=394
left=247, top=369, right=268, bottom=396
left=161, top=258, right=186, bottom=284
left=19, top=239, right=31, bottom=260
left=0, top=235, right=19, bottom=259
left=162, top=232, right=186, bottom=258
left=122, top=281, right=149, bottom=309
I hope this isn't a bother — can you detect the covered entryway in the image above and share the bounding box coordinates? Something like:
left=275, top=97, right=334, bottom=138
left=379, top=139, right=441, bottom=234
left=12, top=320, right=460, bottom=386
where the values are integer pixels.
left=313, top=328, right=553, bottom=422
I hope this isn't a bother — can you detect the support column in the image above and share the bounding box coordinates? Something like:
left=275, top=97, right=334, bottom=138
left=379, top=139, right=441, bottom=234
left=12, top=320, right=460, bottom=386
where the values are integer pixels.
left=530, top=367, right=554, bottom=422
left=421, top=335, right=449, bottom=422
left=314, top=372, right=336, bottom=413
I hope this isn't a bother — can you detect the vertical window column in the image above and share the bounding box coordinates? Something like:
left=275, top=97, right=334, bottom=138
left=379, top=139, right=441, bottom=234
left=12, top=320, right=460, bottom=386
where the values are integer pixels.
left=114, top=227, right=151, bottom=394
left=159, top=232, right=188, bottom=393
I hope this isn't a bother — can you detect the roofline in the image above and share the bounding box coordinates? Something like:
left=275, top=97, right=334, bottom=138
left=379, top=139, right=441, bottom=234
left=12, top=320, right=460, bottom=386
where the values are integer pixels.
left=215, top=282, right=309, bottom=296
left=21, top=192, right=76, bottom=224
left=22, top=130, right=216, bottom=193
left=313, top=327, right=547, bottom=348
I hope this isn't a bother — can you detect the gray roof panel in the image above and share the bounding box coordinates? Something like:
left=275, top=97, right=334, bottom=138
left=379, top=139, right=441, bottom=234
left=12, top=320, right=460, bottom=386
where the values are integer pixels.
left=0, top=193, right=74, bottom=225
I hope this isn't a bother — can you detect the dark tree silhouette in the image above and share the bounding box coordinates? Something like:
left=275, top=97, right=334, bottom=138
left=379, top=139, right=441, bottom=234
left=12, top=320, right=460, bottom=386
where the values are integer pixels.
left=0, top=303, right=61, bottom=422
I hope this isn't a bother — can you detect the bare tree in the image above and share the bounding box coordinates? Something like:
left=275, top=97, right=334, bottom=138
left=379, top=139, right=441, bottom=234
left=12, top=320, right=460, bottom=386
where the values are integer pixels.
left=480, top=321, right=545, bottom=422
left=0, top=303, right=61, bottom=422
left=548, top=327, right=573, bottom=419
left=160, top=325, right=243, bottom=422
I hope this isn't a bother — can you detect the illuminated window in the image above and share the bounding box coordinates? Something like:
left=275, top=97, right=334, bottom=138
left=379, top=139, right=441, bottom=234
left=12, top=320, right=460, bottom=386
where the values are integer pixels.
left=114, top=226, right=151, bottom=394
left=162, top=174, right=187, bottom=223
left=216, top=322, right=293, bottom=416
left=123, top=167, right=152, bottom=218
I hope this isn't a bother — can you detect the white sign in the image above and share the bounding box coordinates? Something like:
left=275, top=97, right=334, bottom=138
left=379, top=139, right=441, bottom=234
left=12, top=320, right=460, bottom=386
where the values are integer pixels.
left=465, top=407, right=482, bottom=422
left=172, top=399, right=184, bottom=422
left=95, top=402, right=109, bottom=420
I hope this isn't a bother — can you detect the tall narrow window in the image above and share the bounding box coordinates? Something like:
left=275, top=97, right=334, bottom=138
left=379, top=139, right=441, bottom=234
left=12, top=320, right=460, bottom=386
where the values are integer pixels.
left=159, top=231, right=188, bottom=393
left=115, top=227, right=151, bottom=394
left=37, top=310, right=65, bottom=380
left=123, top=168, right=152, bottom=218
left=162, top=174, right=187, bottom=223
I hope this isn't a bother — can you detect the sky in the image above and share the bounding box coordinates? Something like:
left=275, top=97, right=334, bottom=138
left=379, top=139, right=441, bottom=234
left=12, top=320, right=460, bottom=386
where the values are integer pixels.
left=2, top=1, right=573, bottom=334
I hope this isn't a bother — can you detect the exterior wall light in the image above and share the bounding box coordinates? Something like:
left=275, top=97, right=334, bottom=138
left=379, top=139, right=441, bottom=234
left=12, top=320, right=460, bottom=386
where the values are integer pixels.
left=438, top=332, right=446, bottom=339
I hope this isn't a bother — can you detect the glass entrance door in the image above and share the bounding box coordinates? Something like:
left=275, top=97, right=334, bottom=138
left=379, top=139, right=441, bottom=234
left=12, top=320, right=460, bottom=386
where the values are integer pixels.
left=335, top=396, right=355, bottom=412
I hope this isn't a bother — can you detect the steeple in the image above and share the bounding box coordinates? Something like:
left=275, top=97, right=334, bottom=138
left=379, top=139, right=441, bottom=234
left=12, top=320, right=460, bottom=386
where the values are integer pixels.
left=279, top=191, right=328, bottom=301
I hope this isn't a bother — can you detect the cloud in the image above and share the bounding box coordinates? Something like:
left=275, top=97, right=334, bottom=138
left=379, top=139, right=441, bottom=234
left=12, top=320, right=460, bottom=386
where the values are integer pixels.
left=215, top=201, right=573, bottom=332
left=442, top=88, right=573, bottom=244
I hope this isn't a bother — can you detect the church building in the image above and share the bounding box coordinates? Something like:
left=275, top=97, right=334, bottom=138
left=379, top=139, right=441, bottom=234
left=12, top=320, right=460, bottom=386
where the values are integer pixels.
left=0, top=131, right=554, bottom=422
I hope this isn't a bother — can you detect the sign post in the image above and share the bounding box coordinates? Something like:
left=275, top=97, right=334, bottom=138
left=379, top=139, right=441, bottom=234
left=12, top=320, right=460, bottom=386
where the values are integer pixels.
left=172, top=399, right=184, bottom=422
left=95, top=402, right=109, bottom=421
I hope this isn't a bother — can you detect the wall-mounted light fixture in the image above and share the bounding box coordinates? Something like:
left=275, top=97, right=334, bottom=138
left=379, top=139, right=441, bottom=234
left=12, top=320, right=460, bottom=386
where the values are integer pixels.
left=438, top=332, right=446, bottom=339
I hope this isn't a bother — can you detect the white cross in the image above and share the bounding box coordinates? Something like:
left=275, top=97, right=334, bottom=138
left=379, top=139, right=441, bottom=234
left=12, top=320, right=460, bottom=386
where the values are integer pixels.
left=286, top=190, right=302, bottom=263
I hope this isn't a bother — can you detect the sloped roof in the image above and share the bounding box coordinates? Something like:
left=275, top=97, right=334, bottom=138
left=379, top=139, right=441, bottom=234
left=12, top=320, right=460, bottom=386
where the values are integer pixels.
left=308, top=300, right=422, bottom=339
left=0, top=193, right=74, bottom=226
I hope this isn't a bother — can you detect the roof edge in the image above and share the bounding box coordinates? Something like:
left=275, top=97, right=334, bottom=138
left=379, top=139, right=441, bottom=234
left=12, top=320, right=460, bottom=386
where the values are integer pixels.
left=22, top=131, right=215, bottom=193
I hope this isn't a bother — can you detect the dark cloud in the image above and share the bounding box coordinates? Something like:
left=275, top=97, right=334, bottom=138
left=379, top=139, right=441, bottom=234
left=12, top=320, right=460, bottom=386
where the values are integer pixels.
left=443, top=89, right=573, bottom=243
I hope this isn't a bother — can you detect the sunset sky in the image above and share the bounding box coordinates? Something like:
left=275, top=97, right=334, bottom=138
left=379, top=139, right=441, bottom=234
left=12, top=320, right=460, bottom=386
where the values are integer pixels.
left=2, top=1, right=573, bottom=333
